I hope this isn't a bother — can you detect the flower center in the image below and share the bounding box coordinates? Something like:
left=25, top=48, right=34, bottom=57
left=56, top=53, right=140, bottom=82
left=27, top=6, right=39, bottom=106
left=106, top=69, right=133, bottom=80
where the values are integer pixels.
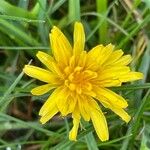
left=64, top=66, right=98, bottom=94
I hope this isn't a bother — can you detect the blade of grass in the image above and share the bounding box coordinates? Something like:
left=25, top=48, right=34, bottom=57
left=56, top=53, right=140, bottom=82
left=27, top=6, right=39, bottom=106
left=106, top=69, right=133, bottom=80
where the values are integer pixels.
left=0, top=112, right=57, bottom=136
left=0, top=46, right=49, bottom=50
left=0, top=18, right=39, bottom=46
left=82, top=121, right=99, bottom=150
left=38, top=0, right=48, bottom=45
left=96, top=0, right=108, bottom=44
left=50, top=0, right=67, bottom=14
left=0, top=122, right=39, bottom=130
left=68, top=0, right=80, bottom=22
left=18, top=0, right=29, bottom=9
left=0, top=0, right=36, bottom=19
left=121, top=0, right=141, bottom=28
left=140, top=124, right=150, bottom=150
left=51, top=125, right=93, bottom=150
left=0, top=14, right=45, bottom=23
left=112, top=83, right=150, bottom=91
left=135, top=42, right=150, bottom=102
left=85, top=132, right=99, bottom=150
left=0, top=60, right=32, bottom=112
left=0, top=141, right=45, bottom=149
left=120, top=89, right=150, bottom=150
left=82, top=0, right=129, bottom=41
left=117, top=14, right=150, bottom=48
left=98, top=134, right=132, bottom=147
left=82, top=11, right=130, bottom=42
left=37, top=0, right=53, bottom=27
left=0, top=71, right=24, bottom=112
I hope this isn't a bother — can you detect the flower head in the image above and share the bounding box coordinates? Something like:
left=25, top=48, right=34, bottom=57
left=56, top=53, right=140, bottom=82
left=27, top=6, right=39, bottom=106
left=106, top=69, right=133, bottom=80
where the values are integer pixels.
left=23, top=22, right=143, bottom=141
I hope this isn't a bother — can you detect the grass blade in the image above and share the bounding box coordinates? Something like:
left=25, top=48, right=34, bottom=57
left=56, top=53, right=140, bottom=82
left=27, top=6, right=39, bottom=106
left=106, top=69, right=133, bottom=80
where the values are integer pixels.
left=0, top=113, right=57, bottom=136
left=0, top=71, right=24, bottom=112
left=96, top=0, right=108, bottom=44
left=0, top=0, right=36, bottom=19
left=120, top=89, right=150, bottom=150
left=68, top=0, right=80, bottom=22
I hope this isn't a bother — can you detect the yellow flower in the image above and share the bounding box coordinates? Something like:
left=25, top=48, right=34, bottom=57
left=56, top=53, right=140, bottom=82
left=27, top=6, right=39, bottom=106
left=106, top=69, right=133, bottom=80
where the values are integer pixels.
left=23, top=22, right=143, bottom=141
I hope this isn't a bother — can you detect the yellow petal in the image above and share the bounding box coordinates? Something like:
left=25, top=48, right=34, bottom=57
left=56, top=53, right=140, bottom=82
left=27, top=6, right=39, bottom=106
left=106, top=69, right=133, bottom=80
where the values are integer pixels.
left=102, top=50, right=124, bottom=67
left=100, top=100, right=131, bottom=123
left=50, top=26, right=72, bottom=65
left=77, top=51, right=87, bottom=67
left=69, top=117, right=80, bottom=141
left=89, top=105, right=109, bottom=141
left=97, top=79, right=121, bottom=87
left=114, top=55, right=132, bottom=66
left=69, top=107, right=80, bottom=141
left=110, top=106, right=131, bottom=123
left=100, top=44, right=114, bottom=65
left=36, top=51, right=54, bottom=71
left=40, top=106, right=58, bottom=124
left=101, top=65, right=130, bottom=74
left=78, top=96, right=90, bottom=121
left=86, top=45, right=104, bottom=70
left=39, top=87, right=63, bottom=116
left=73, top=22, right=85, bottom=56
left=55, top=88, right=70, bottom=116
left=23, top=65, right=58, bottom=83
left=60, top=96, right=77, bottom=116
left=69, top=55, right=76, bottom=68
left=50, top=62, right=64, bottom=78
left=84, top=98, right=109, bottom=141
left=87, top=45, right=104, bottom=61
left=39, top=94, right=58, bottom=124
left=67, top=96, right=77, bottom=114
left=31, top=84, right=56, bottom=95
left=97, top=66, right=130, bottom=81
left=95, top=87, right=128, bottom=108
left=86, top=44, right=114, bottom=70
left=119, top=72, right=144, bottom=82
left=83, top=70, right=98, bottom=80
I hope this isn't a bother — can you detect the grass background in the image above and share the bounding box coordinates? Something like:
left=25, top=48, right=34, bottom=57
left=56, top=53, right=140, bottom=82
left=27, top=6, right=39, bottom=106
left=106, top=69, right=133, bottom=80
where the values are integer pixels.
left=0, top=0, right=150, bottom=149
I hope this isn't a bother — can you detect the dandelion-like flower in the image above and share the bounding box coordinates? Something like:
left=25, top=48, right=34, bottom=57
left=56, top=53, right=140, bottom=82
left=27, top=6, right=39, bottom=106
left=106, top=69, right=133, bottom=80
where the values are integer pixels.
left=23, top=22, right=143, bottom=141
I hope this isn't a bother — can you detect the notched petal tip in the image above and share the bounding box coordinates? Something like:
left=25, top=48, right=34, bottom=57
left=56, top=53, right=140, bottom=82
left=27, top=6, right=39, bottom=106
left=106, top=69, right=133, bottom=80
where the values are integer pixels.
left=125, top=115, right=131, bottom=123
left=69, top=124, right=79, bottom=141
left=100, top=135, right=109, bottom=142
left=74, top=22, right=84, bottom=34
left=36, top=51, right=45, bottom=58
left=51, top=26, right=61, bottom=36
left=39, top=117, right=48, bottom=125
left=89, top=105, right=109, bottom=141
left=69, top=113, right=80, bottom=141
left=31, top=84, right=55, bottom=96
left=74, top=21, right=83, bottom=26
left=39, top=118, right=46, bottom=124
left=23, top=65, right=30, bottom=73
left=50, top=26, right=61, bottom=39
left=106, top=43, right=115, bottom=49
left=73, top=22, right=85, bottom=56
left=69, top=131, right=77, bottom=141
left=120, top=71, right=144, bottom=82
left=51, top=26, right=58, bottom=32
left=39, top=106, right=58, bottom=124
left=110, top=106, right=131, bottom=123
left=136, top=72, right=144, bottom=79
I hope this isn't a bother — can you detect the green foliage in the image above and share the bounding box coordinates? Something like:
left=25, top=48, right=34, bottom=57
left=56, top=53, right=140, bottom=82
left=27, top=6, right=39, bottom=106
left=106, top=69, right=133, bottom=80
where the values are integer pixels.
left=0, top=0, right=150, bottom=149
